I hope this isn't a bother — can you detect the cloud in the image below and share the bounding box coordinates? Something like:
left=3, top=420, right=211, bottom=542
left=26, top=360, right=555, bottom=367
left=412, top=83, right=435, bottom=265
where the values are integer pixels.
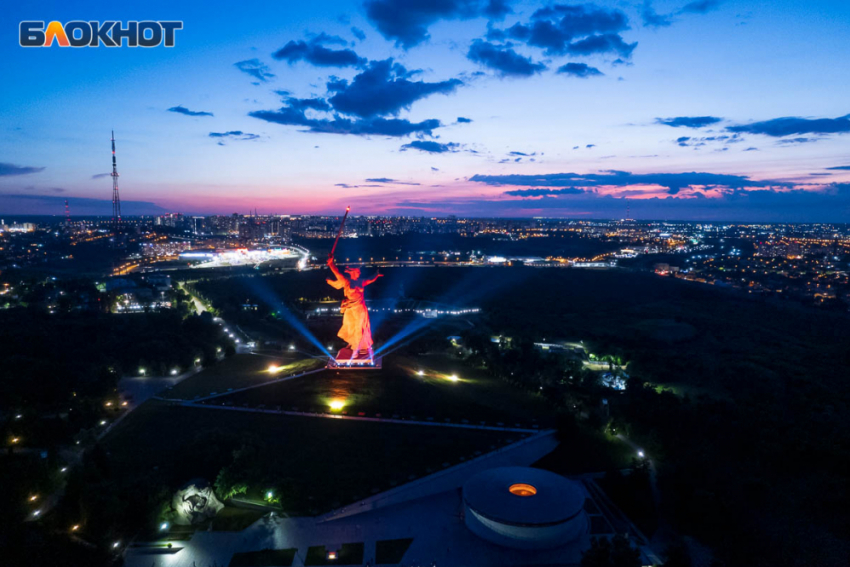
left=286, top=97, right=333, bottom=112
left=365, top=177, right=421, bottom=185
left=209, top=131, right=260, bottom=141
left=250, top=59, right=455, bottom=137
left=250, top=106, right=441, bottom=137
left=400, top=140, right=460, bottom=153
left=456, top=116, right=473, bottom=123
left=384, top=184, right=850, bottom=222
left=727, top=114, right=850, bottom=137
left=827, top=165, right=850, bottom=170
left=328, top=59, right=462, bottom=117
left=680, top=0, right=722, bottom=15
left=557, top=62, right=603, bottom=78
left=467, top=40, right=546, bottom=77
left=776, top=137, right=818, bottom=145
left=642, top=1, right=673, bottom=27
left=351, top=26, right=366, bottom=41
left=656, top=116, right=723, bottom=128
left=273, top=39, right=365, bottom=67
left=364, top=0, right=507, bottom=49
left=488, top=4, right=634, bottom=58
left=91, top=172, right=111, bottom=179
left=168, top=105, right=213, bottom=117
left=566, top=33, right=636, bottom=58
left=234, top=59, right=275, bottom=82
left=0, top=163, right=45, bottom=176
left=470, top=170, right=789, bottom=195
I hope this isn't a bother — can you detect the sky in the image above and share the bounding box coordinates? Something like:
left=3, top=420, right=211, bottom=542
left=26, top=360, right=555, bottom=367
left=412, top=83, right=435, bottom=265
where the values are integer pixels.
left=1, top=0, right=849, bottom=221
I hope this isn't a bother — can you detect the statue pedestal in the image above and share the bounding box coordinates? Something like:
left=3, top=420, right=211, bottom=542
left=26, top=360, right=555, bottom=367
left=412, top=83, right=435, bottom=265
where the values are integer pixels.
left=327, top=347, right=382, bottom=370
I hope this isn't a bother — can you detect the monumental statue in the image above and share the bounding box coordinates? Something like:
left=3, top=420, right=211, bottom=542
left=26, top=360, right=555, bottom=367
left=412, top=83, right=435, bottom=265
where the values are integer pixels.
left=325, top=207, right=382, bottom=363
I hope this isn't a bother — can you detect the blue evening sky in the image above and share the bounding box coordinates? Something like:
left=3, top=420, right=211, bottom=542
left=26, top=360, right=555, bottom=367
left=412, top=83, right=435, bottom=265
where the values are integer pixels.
left=1, top=0, right=849, bottom=220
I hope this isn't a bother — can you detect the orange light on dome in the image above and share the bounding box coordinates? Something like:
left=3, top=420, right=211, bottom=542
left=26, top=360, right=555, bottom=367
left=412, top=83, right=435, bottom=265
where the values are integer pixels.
left=509, top=483, right=537, bottom=497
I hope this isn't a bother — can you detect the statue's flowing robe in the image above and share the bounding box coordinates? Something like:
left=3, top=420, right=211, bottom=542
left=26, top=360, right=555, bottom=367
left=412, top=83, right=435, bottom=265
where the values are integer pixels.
left=327, top=273, right=373, bottom=352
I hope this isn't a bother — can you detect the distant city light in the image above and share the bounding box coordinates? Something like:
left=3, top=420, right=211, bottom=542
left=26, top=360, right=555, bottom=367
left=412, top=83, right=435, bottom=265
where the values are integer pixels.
left=61, top=467, right=68, bottom=472
left=100, top=420, right=107, bottom=426
left=268, top=365, right=279, bottom=374
left=112, top=541, right=121, bottom=549
left=417, top=370, right=424, bottom=376
left=11, top=437, right=20, bottom=444
left=33, top=510, right=41, bottom=517
left=71, top=524, right=80, bottom=531
left=170, top=369, right=178, bottom=375
left=289, top=344, right=295, bottom=350
left=139, top=368, right=146, bottom=375
left=637, top=450, right=645, bottom=458
left=29, top=495, right=38, bottom=501
left=448, top=374, right=459, bottom=382
left=15, top=414, right=22, bottom=419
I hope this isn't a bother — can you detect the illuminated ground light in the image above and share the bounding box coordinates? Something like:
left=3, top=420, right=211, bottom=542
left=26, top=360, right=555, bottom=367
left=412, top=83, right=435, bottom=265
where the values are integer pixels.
left=327, top=551, right=338, bottom=561
left=417, top=370, right=425, bottom=376
left=267, top=364, right=280, bottom=374
left=328, top=399, right=345, bottom=411
left=448, top=374, right=460, bottom=382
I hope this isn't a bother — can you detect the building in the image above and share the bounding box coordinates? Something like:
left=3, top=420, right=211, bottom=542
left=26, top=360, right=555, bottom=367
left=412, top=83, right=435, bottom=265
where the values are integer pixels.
left=463, top=466, right=588, bottom=550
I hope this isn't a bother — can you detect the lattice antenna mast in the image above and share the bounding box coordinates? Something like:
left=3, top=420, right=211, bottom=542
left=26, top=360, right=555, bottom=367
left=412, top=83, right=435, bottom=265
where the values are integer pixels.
left=64, top=199, right=70, bottom=225
left=111, top=131, right=121, bottom=234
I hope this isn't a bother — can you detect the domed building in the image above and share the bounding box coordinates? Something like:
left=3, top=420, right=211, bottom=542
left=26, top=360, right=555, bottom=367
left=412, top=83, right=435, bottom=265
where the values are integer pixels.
left=463, top=466, right=588, bottom=550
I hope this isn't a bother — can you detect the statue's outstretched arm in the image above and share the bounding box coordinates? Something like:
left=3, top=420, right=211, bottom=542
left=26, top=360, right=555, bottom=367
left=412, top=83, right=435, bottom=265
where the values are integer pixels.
left=363, top=271, right=384, bottom=286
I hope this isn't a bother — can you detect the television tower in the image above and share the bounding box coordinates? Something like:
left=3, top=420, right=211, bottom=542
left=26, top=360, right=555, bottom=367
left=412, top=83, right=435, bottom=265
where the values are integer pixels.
left=111, top=131, right=121, bottom=234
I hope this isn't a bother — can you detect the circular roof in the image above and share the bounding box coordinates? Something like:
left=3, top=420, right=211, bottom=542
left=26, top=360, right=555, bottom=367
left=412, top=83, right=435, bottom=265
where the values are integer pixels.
left=463, top=467, right=584, bottom=527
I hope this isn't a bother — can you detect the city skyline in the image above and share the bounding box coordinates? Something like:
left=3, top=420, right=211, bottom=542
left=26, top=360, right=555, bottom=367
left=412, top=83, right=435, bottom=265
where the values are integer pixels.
left=1, top=0, right=850, bottom=220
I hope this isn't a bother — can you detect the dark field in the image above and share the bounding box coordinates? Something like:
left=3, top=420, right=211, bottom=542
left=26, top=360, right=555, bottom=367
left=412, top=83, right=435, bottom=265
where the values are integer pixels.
left=213, top=354, right=555, bottom=427
left=159, top=354, right=324, bottom=400
left=101, top=399, right=518, bottom=514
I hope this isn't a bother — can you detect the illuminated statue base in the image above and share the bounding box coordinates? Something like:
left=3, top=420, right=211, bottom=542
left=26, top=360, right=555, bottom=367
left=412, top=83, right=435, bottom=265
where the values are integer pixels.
left=327, top=347, right=383, bottom=370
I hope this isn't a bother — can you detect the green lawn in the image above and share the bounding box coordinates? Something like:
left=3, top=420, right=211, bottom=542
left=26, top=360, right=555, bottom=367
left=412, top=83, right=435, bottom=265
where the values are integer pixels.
left=213, top=354, right=555, bottom=427
left=160, top=354, right=324, bottom=400
left=101, top=399, right=517, bottom=515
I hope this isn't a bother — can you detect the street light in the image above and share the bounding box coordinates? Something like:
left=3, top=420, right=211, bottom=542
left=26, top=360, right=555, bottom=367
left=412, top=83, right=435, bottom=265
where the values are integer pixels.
left=159, top=522, right=169, bottom=531
left=637, top=450, right=645, bottom=458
